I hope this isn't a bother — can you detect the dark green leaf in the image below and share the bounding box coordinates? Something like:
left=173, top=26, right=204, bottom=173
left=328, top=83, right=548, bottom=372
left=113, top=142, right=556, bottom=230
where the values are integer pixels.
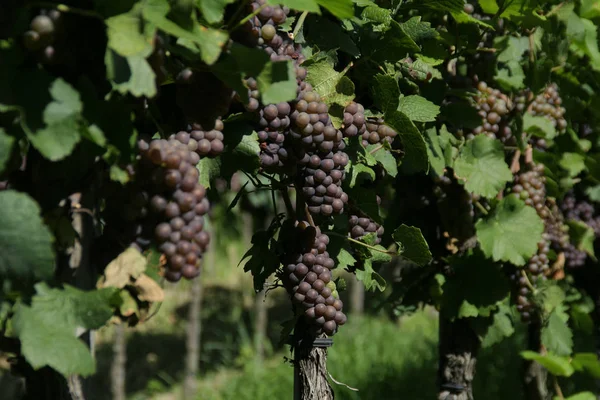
left=105, top=50, right=157, bottom=98
left=373, top=74, right=399, bottom=115
left=392, top=225, right=432, bottom=266
left=198, top=0, right=236, bottom=24
left=315, top=0, right=354, bottom=19
left=478, top=302, right=515, bottom=348
left=384, top=110, right=428, bottom=174
left=572, top=353, right=600, bottom=378
left=0, top=191, right=55, bottom=281
left=258, top=60, right=298, bottom=104
left=398, top=95, right=440, bottom=123
left=0, top=129, right=15, bottom=175
left=542, top=310, right=573, bottom=357
left=13, top=284, right=120, bottom=377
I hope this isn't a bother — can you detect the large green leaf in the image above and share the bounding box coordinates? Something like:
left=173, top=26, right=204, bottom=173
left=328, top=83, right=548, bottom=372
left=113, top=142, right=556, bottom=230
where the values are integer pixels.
left=13, top=284, right=120, bottom=377
left=476, top=195, right=544, bottom=266
left=454, top=135, right=512, bottom=198
left=198, top=0, right=236, bottom=24
left=105, top=7, right=154, bottom=57
left=478, top=302, right=515, bottom=348
left=257, top=60, right=298, bottom=104
left=0, top=191, right=55, bottom=281
left=315, top=0, right=354, bottom=19
left=305, top=57, right=355, bottom=106
left=372, top=74, right=399, bottom=115
left=397, top=95, right=440, bottom=123
left=105, top=50, right=157, bottom=98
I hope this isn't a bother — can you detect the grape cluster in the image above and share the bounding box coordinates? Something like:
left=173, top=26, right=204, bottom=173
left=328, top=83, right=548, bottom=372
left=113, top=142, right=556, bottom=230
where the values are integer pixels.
left=470, top=81, right=514, bottom=142
left=511, top=164, right=549, bottom=321
left=341, top=102, right=366, bottom=138
left=530, top=84, right=567, bottom=134
left=361, top=118, right=398, bottom=148
left=560, top=193, right=600, bottom=267
left=348, top=214, right=384, bottom=244
left=104, top=138, right=210, bottom=282
left=23, top=10, right=63, bottom=64
left=279, top=221, right=346, bottom=336
left=546, top=202, right=570, bottom=258
left=170, top=119, right=225, bottom=159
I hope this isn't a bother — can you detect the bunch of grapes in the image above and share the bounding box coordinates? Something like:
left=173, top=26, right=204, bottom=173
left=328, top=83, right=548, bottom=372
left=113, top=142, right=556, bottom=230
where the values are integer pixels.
left=470, top=81, right=514, bottom=142
left=341, top=102, right=366, bottom=138
left=104, top=138, right=210, bottom=282
left=170, top=119, right=225, bottom=159
left=279, top=221, right=346, bottom=336
left=348, top=214, right=384, bottom=244
left=23, top=10, right=63, bottom=64
left=560, top=192, right=600, bottom=267
left=361, top=118, right=398, bottom=147
left=530, top=84, right=567, bottom=134
left=546, top=202, right=570, bottom=256
left=511, top=163, right=549, bottom=321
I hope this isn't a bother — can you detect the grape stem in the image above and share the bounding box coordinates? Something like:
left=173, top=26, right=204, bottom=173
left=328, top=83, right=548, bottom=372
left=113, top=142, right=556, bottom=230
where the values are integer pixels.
left=474, top=201, right=489, bottom=215
left=31, top=2, right=102, bottom=19
left=368, top=144, right=384, bottom=155
left=234, top=3, right=268, bottom=30
left=304, top=204, right=316, bottom=227
left=552, top=375, right=564, bottom=399
left=520, top=270, right=536, bottom=293
left=326, top=231, right=398, bottom=256
left=292, top=11, right=309, bottom=40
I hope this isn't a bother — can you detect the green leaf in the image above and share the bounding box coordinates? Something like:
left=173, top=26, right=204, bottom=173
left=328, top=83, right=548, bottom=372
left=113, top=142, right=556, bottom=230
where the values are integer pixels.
left=520, top=351, right=574, bottom=377
left=572, top=353, right=600, bottom=378
left=370, top=146, right=398, bottom=177
left=373, top=74, right=399, bottom=115
left=274, top=0, right=320, bottom=14
left=542, top=310, right=573, bottom=357
left=24, top=78, right=83, bottom=161
left=304, top=16, right=360, bottom=57
left=336, top=247, right=357, bottom=271
left=360, top=5, right=391, bottom=24
left=454, top=135, right=512, bottom=198
left=495, top=60, right=525, bottom=90
left=105, top=8, right=154, bottom=57
left=400, top=17, right=439, bottom=43
left=143, top=0, right=228, bottom=65
left=497, top=36, right=529, bottom=63
left=315, top=0, right=354, bottom=19
left=13, top=283, right=120, bottom=377
left=305, top=57, right=355, bottom=106
left=476, top=195, right=544, bottom=266
left=479, top=0, right=498, bottom=13
left=441, top=251, right=510, bottom=318
left=581, top=0, right=600, bottom=19
left=561, top=393, right=596, bottom=400
left=258, top=60, right=298, bottom=105
left=558, top=5, right=600, bottom=70
left=479, top=302, right=515, bottom=348
left=350, top=163, right=375, bottom=187
left=198, top=0, right=236, bottom=24
left=105, top=50, right=157, bottom=98
left=367, top=21, right=420, bottom=62
left=0, top=129, right=15, bottom=175
left=0, top=191, right=55, bottom=281
left=559, top=153, right=586, bottom=177
left=397, top=95, right=440, bottom=123
left=420, top=0, right=464, bottom=12
left=392, top=225, right=432, bottom=266
left=384, top=110, right=428, bottom=174
left=355, top=258, right=386, bottom=292
left=567, top=220, right=596, bottom=257
left=523, top=114, right=558, bottom=140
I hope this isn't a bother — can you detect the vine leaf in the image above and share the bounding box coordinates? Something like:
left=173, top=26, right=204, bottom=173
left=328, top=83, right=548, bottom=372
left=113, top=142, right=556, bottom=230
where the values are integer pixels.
left=355, top=259, right=386, bottom=292
left=315, top=0, right=354, bottom=19
left=304, top=57, right=355, bottom=107
left=560, top=392, right=596, bottom=400
left=454, top=135, right=512, bottom=198
left=198, top=0, right=236, bottom=24
left=372, top=74, right=399, bottom=115
left=0, top=191, right=55, bottom=281
left=572, top=353, right=600, bottom=378
left=257, top=60, right=298, bottom=104
left=349, top=163, right=375, bottom=188
left=0, top=129, right=15, bottom=175
left=384, top=110, right=428, bottom=174
left=476, top=195, right=544, bottom=266
left=567, top=220, right=596, bottom=258
left=23, top=77, right=84, bottom=161
left=477, top=301, right=515, bottom=348
left=105, top=51, right=157, bottom=98
left=13, top=283, right=121, bottom=377
left=370, top=145, right=398, bottom=177
left=542, top=309, right=573, bottom=357
left=392, top=225, right=431, bottom=266
left=559, top=153, right=586, bottom=178
left=523, top=114, right=557, bottom=140
left=398, top=95, right=440, bottom=123
left=99, top=247, right=147, bottom=289
left=105, top=7, right=154, bottom=58
left=520, top=351, right=574, bottom=377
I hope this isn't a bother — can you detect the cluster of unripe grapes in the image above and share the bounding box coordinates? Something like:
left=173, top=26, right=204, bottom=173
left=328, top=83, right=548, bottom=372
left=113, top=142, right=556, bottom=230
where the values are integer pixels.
left=530, top=84, right=567, bottom=134
left=512, top=163, right=549, bottom=321
left=471, top=81, right=514, bottom=142
left=279, top=221, right=346, bottom=336
left=22, top=10, right=62, bottom=64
